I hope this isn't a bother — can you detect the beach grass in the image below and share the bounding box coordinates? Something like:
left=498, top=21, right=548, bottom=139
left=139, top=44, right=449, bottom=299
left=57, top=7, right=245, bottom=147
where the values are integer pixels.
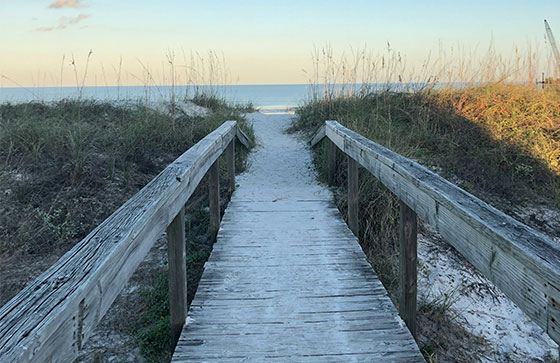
left=290, top=44, right=560, bottom=361
left=0, top=95, right=255, bottom=362
left=0, top=98, right=253, bottom=256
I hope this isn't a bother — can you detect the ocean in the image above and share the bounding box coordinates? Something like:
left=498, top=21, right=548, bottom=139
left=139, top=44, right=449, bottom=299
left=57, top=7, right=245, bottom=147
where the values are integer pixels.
left=0, top=84, right=317, bottom=110
left=0, top=82, right=429, bottom=110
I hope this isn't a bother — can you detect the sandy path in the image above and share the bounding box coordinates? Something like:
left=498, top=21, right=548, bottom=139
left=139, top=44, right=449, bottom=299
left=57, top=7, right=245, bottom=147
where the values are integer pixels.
left=235, top=112, right=330, bottom=201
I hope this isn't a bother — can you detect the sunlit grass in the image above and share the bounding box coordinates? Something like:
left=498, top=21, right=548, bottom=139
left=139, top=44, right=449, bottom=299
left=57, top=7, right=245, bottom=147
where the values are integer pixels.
left=292, top=44, right=560, bottom=362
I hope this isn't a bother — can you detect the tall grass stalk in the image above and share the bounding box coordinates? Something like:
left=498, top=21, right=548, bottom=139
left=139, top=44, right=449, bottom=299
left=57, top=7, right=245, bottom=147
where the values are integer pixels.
left=293, top=43, right=560, bottom=361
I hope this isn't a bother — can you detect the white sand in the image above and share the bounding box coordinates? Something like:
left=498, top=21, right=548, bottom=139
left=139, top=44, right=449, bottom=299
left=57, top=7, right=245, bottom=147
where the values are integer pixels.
left=418, top=231, right=558, bottom=361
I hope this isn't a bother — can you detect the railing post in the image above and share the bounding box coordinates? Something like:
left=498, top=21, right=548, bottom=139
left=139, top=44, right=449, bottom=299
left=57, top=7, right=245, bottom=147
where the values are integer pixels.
left=399, top=200, right=417, bottom=338
left=347, top=156, right=359, bottom=236
left=167, top=206, right=187, bottom=346
left=226, top=139, right=235, bottom=194
left=209, top=159, right=220, bottom=242
left=328, top=139, right=336, bottom=186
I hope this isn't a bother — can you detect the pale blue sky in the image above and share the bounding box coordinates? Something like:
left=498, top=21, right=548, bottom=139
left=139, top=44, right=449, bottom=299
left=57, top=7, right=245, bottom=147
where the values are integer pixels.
left=1, top=0, right=559, bottom=86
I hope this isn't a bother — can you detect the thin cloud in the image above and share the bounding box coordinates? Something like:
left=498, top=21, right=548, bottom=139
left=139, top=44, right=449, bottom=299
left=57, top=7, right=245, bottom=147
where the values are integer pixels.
left=66, top=13, right=89, bottom=24
left=48, top=0, right=86, bottom=8
left=35, top=13, right=89, bottom=32
left=36, top=24, right=66, bottom=32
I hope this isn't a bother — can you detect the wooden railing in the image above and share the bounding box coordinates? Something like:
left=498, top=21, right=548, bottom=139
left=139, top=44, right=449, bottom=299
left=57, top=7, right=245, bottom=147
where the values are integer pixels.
left=311, top=120, right=560, bottom=343
left=0, top=121, right=251, bottom=363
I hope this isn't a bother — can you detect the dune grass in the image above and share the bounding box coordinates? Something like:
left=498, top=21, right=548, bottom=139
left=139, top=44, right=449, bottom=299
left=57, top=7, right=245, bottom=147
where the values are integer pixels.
left=291, top=43, right=560, bottom=361
left=293, top=82, right=560, bottom=288
left=0, top=98, right=253, bottom=256
left=296, top=84, right=559, bottom=204
left=0, top=47, right=257, bottom=362
left=0, top=96, right=255, bottom=362
left=292, top=83, right=560, bottom=361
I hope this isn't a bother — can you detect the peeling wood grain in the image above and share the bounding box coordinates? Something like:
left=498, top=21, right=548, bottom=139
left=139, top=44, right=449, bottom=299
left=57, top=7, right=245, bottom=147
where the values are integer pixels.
left=327, top=139, right=337, bottom=186
left=226, top=141, right=235, bottom=194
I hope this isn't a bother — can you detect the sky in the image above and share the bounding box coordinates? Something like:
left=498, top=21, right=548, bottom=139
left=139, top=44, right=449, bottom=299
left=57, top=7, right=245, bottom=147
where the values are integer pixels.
left=1, top=0, right=560, bottom=86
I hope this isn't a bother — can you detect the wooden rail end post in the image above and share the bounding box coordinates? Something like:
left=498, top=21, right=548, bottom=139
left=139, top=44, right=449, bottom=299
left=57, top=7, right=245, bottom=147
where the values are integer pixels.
left=226, top=140, right=235, bottom=195
left=328, top=139, right=336, bottom=186
left=167, top=206, right=187, bottom=346
left=347, top=156, right=359, bottom=236
left=399, top=200, right=418, bottom=338
left=209, top=159, right=220, bottom=242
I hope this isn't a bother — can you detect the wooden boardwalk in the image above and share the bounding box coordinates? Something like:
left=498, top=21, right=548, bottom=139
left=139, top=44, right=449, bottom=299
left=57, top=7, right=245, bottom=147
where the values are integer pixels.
left=3, top=115, right=558, bottom=362
left=172, top=113, right=423, bottom=362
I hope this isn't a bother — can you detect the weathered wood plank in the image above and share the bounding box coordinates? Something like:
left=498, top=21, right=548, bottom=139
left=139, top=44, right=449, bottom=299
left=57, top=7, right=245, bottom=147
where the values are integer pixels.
left=399, top=200, right=417, bottom=338
left=172, top=113, right=423, bottom=362
left=324, top=120, right=560, bottom=344
left=208, top=159, right=220, bottom=242
left=173, top=201, right=423, bottom=361
left=168, top=207, right=187, bottom=346
left=347, top=156, right=359, bottom=236
left=309, top=124, right=326, bottom=147
left=0, top=121, right=238, bottom=363
left=226, top=140, right=235, bottom=194
left=235, top=127, right=253, bottom=149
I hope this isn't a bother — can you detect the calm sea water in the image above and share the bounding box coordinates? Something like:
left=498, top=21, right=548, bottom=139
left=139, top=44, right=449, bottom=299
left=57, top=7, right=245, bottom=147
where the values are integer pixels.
left=0, top=83, right=428, bottom=110
left=0, top=84, right=316, bottom=109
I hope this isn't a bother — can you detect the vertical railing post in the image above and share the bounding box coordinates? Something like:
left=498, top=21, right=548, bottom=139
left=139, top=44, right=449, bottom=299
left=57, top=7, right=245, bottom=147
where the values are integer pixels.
left=226, top=139, right=235, bottom=194
left=399, top=200, right=418, bottom=338
left=167, top=206, right=187, bottom=346
left=328, top=139, right=336, bottom=186
left=209, top=159, right=220, bottom=242
left=347, top=156, right=359, bottom=236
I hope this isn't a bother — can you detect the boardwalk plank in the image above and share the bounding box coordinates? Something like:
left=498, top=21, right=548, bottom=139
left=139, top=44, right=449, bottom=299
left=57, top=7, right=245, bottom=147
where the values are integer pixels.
left=172, top=113, right=423, bottom=362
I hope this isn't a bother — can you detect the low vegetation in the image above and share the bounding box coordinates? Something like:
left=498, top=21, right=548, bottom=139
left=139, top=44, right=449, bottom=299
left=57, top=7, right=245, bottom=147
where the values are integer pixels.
left=0, top=99, right=252, bottom=258
left=291, top=81, right=560, bottom=361
left=192, top=92, right=256, bottom=113
left=0, top=96, right=254, bottom=362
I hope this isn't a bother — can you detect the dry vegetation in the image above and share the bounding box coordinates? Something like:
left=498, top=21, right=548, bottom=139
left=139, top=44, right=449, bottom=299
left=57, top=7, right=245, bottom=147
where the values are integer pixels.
left=291, top=45, right=560, bottom=362
left=0, top=96, right=254, bottom=362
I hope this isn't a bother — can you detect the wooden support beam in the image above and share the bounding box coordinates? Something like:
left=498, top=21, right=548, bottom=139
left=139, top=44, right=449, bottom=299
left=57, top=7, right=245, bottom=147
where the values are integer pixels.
left=209, top=159, right=220, bottom=242
left=328, top=140, right=336, bottom=186
left=347, top=156, right=359, bottom=236
left=399, top=200, right=417, bottom=339
left=309, top=124, right=326, bottom=147
left=226, top=140, right=235, bottom=194
left=236, top=127, right=253, bottom=149
left=167, top=207, right=187, bottom=346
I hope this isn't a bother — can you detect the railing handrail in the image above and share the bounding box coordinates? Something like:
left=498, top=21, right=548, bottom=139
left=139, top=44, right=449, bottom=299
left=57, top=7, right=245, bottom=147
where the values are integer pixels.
left=0, top=120, right=250, bottom=362
left=311, top=120, right=560, bottom=344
